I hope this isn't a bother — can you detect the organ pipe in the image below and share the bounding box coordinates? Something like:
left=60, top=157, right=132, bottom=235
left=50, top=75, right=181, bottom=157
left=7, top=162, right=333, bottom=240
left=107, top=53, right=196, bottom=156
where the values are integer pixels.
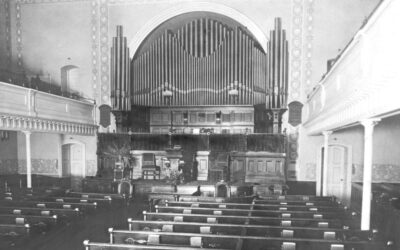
left=266, top=18, right=289, bottom=110
left=111, top=25, right=131, bottom=111
left=131, top=17, right=288, bottom=107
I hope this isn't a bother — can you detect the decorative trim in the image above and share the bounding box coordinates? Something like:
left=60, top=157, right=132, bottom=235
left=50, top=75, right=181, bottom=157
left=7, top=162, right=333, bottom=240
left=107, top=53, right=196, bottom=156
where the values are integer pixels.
left=91, top=0, right=100, bottom=101
left=0, top=114, right=97, bottom=135
left=15, top=1, right=23, bottom=68
left=0, top=159, right=19, bottom=174
left=4, top=0, right=12, bottom=67
left=303, top=0, right=314, bottom=93
left=18, top=159, right=58, bottom=176
left=99, top=0, right=110, bottom=104
left=352, top=164, right=400, bottom=183
left=289, top=0, right=304, bottom=102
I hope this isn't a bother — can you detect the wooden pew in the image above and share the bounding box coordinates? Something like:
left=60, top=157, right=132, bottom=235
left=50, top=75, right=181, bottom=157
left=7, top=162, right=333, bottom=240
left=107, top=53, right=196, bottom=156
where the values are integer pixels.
left=83, top=240, right=227, bottom=250
left=0, top=223, right=30, bottom=237
left=253, top=199, right=335, bottom=206
left=148, top=192, right=181, bottom=202
left=127, top=219, right=370, bottom=241
left=166, top=201, right=342, bottom=212
left=66, top=191, right=124, bottom=200
left=257, top=195, right=335, bottom=202
left=1, top=199, right=97, bottom=210
left=36, top=196, right=111, bottom=205
left=155, top=205, right=347, bottom=220
left=143, top=212, right=345, bottom=228
left=0, top=206, right=80, bottom=218
left=0, top=214, right=57, bottom=228
left=108, top=229, right=379, bottom=250
left=177, top=196, right=335, bottom=206
left=178, top=196, right=240, bottom=203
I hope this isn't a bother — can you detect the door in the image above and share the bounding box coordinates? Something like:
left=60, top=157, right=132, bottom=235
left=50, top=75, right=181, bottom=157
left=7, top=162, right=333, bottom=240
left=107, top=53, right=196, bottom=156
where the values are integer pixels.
left=70, top=144, right=84, bottom=190
left=62, top=145, right=71, bottom=177
left=326, top=145, right=350, bottom=203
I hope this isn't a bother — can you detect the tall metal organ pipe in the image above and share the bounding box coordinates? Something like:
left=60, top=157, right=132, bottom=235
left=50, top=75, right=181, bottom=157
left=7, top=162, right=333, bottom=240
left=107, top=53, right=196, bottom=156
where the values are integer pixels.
left=111, top=25, right=131, bottom=111
left=266, top=18, right=289, bottom=110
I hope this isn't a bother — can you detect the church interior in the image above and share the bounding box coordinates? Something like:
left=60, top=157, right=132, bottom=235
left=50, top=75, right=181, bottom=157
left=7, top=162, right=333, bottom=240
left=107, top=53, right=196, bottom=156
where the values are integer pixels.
left=0, top=0, right=399, bottom=249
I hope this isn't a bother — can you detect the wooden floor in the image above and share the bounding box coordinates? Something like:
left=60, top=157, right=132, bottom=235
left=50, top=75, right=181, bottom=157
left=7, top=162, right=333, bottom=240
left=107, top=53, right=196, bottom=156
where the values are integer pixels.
left=0, top=196, right=149, bottom=250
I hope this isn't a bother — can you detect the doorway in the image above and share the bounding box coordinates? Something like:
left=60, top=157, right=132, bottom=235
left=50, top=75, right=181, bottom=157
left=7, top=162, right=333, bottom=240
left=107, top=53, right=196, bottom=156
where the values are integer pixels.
left=321, top=144, right=352, bottom=205
left=62, top=143, right=85, bottom=191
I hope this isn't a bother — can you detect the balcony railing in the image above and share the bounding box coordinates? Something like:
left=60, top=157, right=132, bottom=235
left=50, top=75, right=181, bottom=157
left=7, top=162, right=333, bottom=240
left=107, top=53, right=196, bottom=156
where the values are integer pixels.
left=0, top=69, right=85, bottom=100
left=303, top=0, right=400, bottom=135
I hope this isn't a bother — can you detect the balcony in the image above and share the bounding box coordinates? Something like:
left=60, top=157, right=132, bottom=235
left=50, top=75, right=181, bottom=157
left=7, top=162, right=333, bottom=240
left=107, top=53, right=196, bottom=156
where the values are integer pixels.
left=303, top=0, right=400, bottom=135
left=0, top=81, right=97, bottom=135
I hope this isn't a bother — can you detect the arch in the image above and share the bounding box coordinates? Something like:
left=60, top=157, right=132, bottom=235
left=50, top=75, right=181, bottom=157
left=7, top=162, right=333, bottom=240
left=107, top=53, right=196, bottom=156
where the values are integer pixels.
left=129, top=2, right=268, bottom=58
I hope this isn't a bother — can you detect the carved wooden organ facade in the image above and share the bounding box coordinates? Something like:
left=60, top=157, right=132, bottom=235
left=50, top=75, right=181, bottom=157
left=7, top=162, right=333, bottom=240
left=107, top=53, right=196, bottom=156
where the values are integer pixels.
left=111, top=15, right=289, bottom=134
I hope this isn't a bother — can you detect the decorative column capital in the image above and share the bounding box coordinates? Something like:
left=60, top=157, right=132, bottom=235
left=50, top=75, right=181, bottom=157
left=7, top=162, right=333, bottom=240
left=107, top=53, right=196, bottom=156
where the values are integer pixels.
left=322, top=130, right=333, bottom=138
left=360, top=118, right=381, bottom=129
left=22, top=130, right=31, bottom=136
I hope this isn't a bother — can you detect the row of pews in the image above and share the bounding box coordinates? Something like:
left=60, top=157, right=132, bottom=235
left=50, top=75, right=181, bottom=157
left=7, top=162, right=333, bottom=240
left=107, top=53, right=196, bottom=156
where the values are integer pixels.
left=83, top=194, right=385, bottom=250
left=0, top=186, right=123, bottom=246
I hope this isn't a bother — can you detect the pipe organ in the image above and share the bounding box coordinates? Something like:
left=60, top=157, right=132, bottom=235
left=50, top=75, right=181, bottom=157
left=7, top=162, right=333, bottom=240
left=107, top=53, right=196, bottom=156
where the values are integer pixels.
left=266, top=18, right=289, bottom=110
left=131, top=18, right=268, bottom=107
left=110, top=16, right=289, bottom=134
left=111, top=26, right=131, bottom=111
left=265, top=18, right=289, bottom=133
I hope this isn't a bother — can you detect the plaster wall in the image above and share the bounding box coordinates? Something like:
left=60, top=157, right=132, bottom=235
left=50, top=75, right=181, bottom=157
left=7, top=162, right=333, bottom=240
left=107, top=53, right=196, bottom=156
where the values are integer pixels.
left=309, top=0, right=380, bottom=93
left=299, top=114, right=400, bottom=183
left=2, top=0, right=380, bottom=106
left=17, top=132, right=62, bottom=176
left=9, top=1, right=93, bottom=98
left=0, top=131, right=19, bottom=174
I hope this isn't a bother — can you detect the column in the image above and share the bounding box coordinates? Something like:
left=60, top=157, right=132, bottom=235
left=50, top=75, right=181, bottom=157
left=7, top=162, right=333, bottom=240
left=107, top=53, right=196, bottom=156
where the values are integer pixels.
left=322, top=131, right=332, bottom=196
left=23, top=131, right=32, bottom=189
left=360, top=118, right=380, bottom=230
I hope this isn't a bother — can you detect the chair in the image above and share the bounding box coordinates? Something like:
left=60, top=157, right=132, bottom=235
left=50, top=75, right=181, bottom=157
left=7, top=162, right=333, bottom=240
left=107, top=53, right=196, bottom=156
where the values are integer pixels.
left=142, top=153, right=160, bottom=179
